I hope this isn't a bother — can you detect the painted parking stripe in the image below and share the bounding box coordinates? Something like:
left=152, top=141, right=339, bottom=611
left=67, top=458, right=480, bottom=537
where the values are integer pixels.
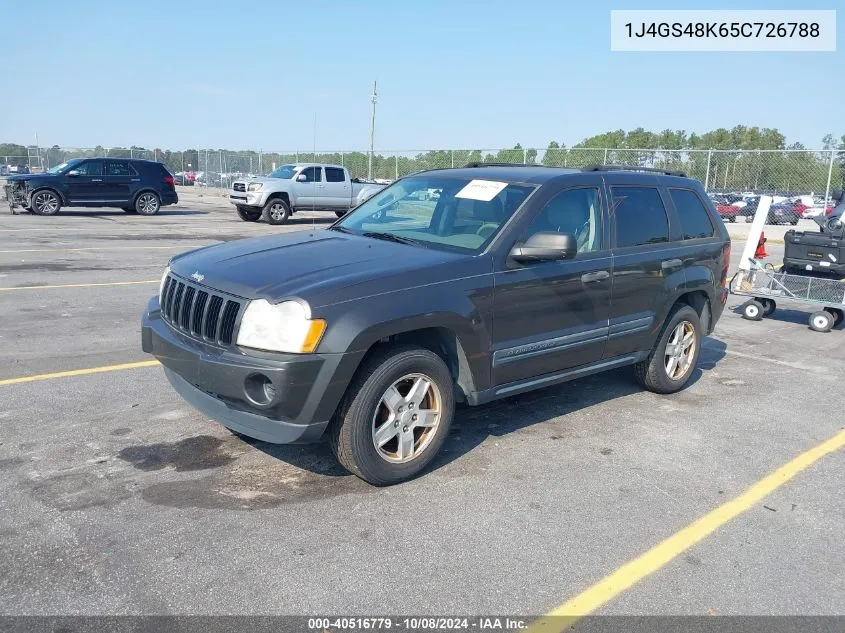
left=0, top=246, right=200, bottom=254
left=0, top=360, right=160, bottom=386
left=0, top=280, right=157, bottom=291
left=524, top=428, right=845, bottom=631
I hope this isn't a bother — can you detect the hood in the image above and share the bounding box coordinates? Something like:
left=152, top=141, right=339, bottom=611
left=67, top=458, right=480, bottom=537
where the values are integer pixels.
left=235, top=176, right=288, bottom=185
left=5, top=173, right=53, bottom=182
left=168, top=229, right=474, bottom=306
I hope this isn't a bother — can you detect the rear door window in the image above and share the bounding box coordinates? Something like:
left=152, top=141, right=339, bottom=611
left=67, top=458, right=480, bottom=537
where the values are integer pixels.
left=669, top=188, right=716, bottom=240
left=610, top=186, right=669, bottom=248
left=325, top=167, right=345, bottom=182
left=106, top=160, right=137, bottom=176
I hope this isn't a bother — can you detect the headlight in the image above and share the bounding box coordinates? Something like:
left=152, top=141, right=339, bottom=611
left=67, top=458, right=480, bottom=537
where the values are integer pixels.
left=247, top=183, right=263, bottom=192
left=159, top=266, right=170, bottom=298
left=236, top=299, right=326, bottom=353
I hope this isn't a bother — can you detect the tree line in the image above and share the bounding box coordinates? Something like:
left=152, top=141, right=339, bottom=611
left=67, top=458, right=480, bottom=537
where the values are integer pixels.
left=3, top=125, right=844, bottom=193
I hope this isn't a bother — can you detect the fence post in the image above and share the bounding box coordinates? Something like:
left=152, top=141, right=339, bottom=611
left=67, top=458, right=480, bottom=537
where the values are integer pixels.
left=603, top=148, right=608, bottom=165
left=451, top=150, right=454, bottom=168
left=824, top=149, right=836, bottom=211
left=130, top=148, right=133, bottom=159
left=523, top=148, right=527, bottom=165
left=341, top=151, right=344, bottom=168
left=395, top=155, right=399, bottom=180
left=704, top=150, right=713, bottom=191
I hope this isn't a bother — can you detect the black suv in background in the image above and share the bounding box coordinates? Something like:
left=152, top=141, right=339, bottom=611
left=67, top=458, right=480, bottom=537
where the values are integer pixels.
left=4, top=158, right=178, bottom=216
left=142, top=164, right=731, bottom=485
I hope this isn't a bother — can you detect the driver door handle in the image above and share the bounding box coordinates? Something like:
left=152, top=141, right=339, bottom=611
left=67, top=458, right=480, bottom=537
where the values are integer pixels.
left=661, top=258, right=683, bottom=270
left=91, top=179, right=103, bottom=182
left=581, top=270, right=610, bottom=283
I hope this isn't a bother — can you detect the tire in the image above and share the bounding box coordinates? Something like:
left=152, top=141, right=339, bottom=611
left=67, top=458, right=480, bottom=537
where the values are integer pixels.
left=236, top=205, right=261, bottom=222
left=329, top=345, right=455, bottom=486
left=122, top=206, right=137, bottom=214
left=760, top=298, right=776, bottom=317
left=633, top=305, right=701, bottom=394
left=30, top=189, right=61, bottom=216
left=828, top=308, right=844, bottom=327
left=809, top=311, right=834, bottom=333
left=728, top=216, right=736, bottom=223
left=135, top=192, right=161, bottom=215
left=262, top=198, right=290, bottom=225
left=335, top=210, right=347, bottom=218
left=741, top=300, right=764, bottom=321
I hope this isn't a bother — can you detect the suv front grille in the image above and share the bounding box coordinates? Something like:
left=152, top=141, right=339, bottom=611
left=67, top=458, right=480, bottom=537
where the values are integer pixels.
left=233, top=182, right=246, bottom=192
left=160, top=274, right=243, bottom=346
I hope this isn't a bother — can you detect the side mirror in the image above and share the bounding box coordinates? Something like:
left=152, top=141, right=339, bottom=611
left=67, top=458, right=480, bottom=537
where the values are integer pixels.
left=510, top=232, right=577, bottom=263
left=295, top=173, right=307, bottom=182
left=66, top=170, right=80, bottom=177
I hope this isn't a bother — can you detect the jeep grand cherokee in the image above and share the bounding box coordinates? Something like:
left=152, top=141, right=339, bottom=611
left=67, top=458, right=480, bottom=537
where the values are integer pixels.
left=142, top=164, right=730, bottom=485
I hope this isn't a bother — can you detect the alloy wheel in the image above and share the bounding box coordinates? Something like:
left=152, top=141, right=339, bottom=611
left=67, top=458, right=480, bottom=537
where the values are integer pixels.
left=664, top=321, right=696, bottom=380
left=371, top=373, right=442, bottom=463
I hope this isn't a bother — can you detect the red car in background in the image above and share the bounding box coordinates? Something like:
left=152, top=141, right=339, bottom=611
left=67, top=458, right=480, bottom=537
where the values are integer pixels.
left=716, top=203, right=741, bottom=222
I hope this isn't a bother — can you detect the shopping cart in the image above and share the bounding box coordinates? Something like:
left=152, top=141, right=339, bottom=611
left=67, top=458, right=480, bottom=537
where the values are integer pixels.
left=730, top=259, right=845, bottom=332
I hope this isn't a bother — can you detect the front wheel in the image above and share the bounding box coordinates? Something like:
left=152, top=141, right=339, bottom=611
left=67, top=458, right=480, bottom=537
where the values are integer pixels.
left=335, top=210, right=347, bottom=218
left=633, top=304, right=701, bottom=394
left=262, top=198, right=290, bottom=225
left=329, top=345, right=455, bottom=486
left=236, top=205, right=261, bottom=222
left=742, top=300, right=764, bottom=321
left=31, top=190, right=62, bottom=216
left=135, top=192, right=161, bottom=215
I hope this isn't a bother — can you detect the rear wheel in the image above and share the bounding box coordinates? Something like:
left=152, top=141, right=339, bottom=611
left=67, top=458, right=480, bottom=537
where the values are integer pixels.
left=633, top=304, right=701, bottom=395
left=809, top=310, right=834, bottom=333
left=329, top=345, right=454, bottom=485
left=335, top=210, right=347, bottom=218
left=31, top=190, right=61, bottom=216
left=829, top=309, right=844, bottom=327
left=760, top=298, right=776, bottom=317
left=262, top=198, right=290, bottom=225
left=742, top=300, right=764, bottom=321
left=236, top=205, right=261, bottom=222
left=135, top=192, right=161, bottom=215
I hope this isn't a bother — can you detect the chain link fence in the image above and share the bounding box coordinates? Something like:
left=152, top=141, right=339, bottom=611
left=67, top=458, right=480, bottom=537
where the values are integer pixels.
left=4, top=147, right=842, bottom=206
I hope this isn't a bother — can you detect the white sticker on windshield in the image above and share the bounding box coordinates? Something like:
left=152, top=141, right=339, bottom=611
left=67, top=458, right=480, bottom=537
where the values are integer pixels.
left=455, top=179, right=508, bottom=202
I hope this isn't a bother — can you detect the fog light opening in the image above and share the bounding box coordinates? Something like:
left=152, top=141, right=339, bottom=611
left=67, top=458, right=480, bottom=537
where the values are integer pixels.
left=244, top=373, right=275, bottom=406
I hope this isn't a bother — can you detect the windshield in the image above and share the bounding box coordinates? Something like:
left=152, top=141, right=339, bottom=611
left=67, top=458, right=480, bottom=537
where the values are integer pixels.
left=46, top=160, right=80, bottom=175
left=334, top=176, right=536, bottom=253
left=267, top=164, right=298, bottom=179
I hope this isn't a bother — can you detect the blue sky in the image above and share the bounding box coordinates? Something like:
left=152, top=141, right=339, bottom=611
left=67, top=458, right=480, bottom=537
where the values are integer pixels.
left=1, top=0, right=841, bottom=151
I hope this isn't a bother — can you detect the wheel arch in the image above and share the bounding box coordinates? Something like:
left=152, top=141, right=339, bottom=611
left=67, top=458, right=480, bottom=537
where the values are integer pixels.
left=265, top=191, right=291, bottom=210
left=28, top=186, right=67, bottom=206
left=674, top=290, right=712, bottom=334
left=131, top=187, right=161, bottom=204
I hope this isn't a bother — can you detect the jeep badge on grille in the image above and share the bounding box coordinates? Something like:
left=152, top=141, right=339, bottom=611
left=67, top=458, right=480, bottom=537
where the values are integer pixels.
left=190, top=271, right=205, bottom=283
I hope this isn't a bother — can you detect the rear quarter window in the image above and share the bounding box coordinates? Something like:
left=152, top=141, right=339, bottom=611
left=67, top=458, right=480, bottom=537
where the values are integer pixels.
left=610, top=186, right=669, bottom=248
left=669, top=188, right=716, bottom=240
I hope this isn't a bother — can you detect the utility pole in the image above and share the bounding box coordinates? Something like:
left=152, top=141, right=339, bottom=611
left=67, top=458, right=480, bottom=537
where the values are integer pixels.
left=368, top=80, right=378, bottom=180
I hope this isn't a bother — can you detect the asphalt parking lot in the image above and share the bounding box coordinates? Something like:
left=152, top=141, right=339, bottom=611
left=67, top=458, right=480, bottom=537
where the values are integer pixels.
left=0, top=190, right=843, bottom=617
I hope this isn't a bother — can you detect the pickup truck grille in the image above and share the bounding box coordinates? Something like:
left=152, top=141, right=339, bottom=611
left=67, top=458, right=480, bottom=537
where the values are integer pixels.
left=160, top=274, right=243, bottom=346
left=233, top=182, right=246, bottom=192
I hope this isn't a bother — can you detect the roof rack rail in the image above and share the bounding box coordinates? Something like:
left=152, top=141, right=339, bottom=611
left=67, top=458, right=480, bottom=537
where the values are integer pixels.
left=463, top=162, right=533, bottom=168
left=583, top=164, right=687, bottom=177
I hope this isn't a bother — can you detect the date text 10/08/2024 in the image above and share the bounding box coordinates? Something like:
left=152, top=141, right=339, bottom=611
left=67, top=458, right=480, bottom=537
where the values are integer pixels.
left=307, top=618, right=528, bottom=631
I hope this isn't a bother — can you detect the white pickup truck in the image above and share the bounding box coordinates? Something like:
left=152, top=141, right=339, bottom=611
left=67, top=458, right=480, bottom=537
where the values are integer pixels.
left=229, top=163, right=387, bottom=225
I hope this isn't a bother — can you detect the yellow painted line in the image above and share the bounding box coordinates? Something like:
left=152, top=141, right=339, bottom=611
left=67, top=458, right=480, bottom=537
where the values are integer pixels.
left=0, top=360, right=161, bottom=386
left=524, top=428, right=845, bottom=632
left=0, top=280, right=157, bottom=291
left=0, top=246, right=192, bottom=254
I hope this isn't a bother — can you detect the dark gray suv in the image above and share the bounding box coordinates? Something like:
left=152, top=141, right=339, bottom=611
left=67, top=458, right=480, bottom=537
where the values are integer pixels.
left=142, top=164, right=731, bottom=485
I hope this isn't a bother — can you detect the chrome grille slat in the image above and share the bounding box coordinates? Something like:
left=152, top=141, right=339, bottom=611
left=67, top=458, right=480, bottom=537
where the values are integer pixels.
left=159, top=274, right=244, bottom=347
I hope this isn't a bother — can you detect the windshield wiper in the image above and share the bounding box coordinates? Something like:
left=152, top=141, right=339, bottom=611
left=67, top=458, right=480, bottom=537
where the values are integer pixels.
left=330, top=225, right=355, bottom=234
left=361, top=231, right=425, bottom=247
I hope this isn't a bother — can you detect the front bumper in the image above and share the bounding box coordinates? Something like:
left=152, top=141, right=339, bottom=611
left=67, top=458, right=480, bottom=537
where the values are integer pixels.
left=229, top=190, right=267, bottom=208
left=141, top=297, right=361, bottom=443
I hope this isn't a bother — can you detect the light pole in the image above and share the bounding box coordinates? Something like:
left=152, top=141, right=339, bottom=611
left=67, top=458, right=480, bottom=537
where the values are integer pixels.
left=368, top=80, right=378, bottom=180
